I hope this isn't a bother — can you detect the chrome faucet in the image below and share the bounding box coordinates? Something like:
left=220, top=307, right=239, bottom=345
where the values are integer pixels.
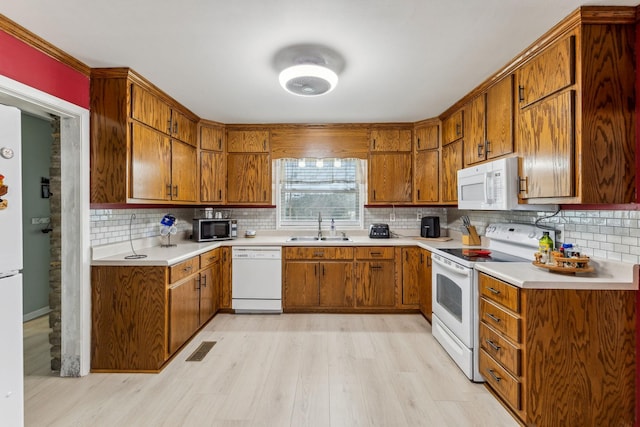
left=317, top=212, right=323, bottom=240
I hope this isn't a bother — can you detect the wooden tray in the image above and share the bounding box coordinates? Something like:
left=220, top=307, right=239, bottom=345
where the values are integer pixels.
left=532, top=260, right=594, bottom=274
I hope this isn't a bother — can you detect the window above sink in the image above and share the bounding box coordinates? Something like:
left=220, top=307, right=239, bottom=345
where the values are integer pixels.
left=276, top=158, right=365, bottom=230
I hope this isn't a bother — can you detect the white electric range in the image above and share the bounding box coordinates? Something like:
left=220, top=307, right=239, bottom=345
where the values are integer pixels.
left=430, top=223, right=553, bottom=382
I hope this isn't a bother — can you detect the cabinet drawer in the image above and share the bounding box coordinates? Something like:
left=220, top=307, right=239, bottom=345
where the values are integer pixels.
left=354, top=247, right=394, bottom=260
left=479, top=349, right=521, bottom=411
left=479, top=322, right=521, bottom=376
left=480, top=298, right=521, bottom=342
left=479, top=273, right=520, bottom=312
left=199, top=249, right=220, bottom=269
left=170, top=257, right=199, bottom=283
left=285, top=247, right=354, bottom=260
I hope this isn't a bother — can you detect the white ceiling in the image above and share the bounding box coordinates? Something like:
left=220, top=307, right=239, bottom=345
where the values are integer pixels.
left=1, top=0, right=637, bottom=124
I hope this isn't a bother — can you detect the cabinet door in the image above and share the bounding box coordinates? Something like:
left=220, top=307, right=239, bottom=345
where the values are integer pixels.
left=370, top=129, right=412, bottom=152
left=170, top=139, right=198, bottom=202
left=463, top=95, right=486, bottom=166
left=369, top=153, right=412, bottom=203
left=171, top=110, right=197, bottom=146
left=200, top=124, right=225, bottom=152
left=284, top=262, right=319, bottom=308
left=440, top=139, right=463, bottom=202
left=518, top=35, right=575, bottom=107
left=199, top=261, right=219, bottom=325
left=415, top=124, right=438, bottom=151
left=130, top=122, right=171, bottom=201
left=441, top=110, right=463, bottom=145
left=518, top=90, right=574, bottom=199
left=219, top=247, right=232, bottom=309
left=169, top=275, right=200, bottom=354
left=227, top=130, right=270, bottom=152
left=319, top=262, right=353, bottom=307
left=419, top=250, right=432, bottom=320
left=414, top=150, right=439, bottom=203
left=200, top=151, right=226, bottom=203
left=226, top=153, right=271, bottom=204
left=486, top=75, right=514, bottom=160
left=130, top=83, right=172, bottom=134
left=355, top=260, right=395, bottom=307
left=401, top=247, right=423, bottom=306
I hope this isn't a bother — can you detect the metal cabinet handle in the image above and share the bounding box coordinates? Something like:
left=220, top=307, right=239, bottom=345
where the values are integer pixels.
left=173, top=186, right=178, bottom=197
left=195, top=275, right=201, bottom=290
left=486, top=339, right=501, bottom=352
left=487, top=369, right=502, bottom=383
left=313, top=252, right=324, bottom=257
left=372, top=138, right=376, bottom=149
left=477, top=143, right=483, bottom=158
left=166, top=184, right=172, bottom=197
left=371, top=252, right=382, bottom=257
left=218, top=189, right=222, bottom=199
left=486, top=313, right=501, bottom=323
left=167, top=120, right=172, bottom=133
left=218, top=138, right=222, bottom=150
left=518, top=176, right=528, bottom=194
left=173, top=122, right=178, bottom=134
left=370, top=265, right=383, bottom=270
left=518, top=85, right=525, bottom=102
left=183, top=266, right=192, bottom=272
left=485, top=140, right=491, bottom=155
left=201, top=274, right=207, bottom=287
left=455, top=123, right=461, bottom=136
left=417, top=138, right=421, bottom=149
left=487, top=287, right=500, bottom=295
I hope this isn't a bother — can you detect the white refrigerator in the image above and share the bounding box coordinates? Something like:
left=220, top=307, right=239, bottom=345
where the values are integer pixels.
left=0, top=104, right=24, bottom=427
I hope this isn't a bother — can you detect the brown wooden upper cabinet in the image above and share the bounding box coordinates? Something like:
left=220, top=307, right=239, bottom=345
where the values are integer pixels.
left=463, top=75, right=514, bottom=166
left=516, top=18, right=635, bottom=204
left=517, top=36, right=574, bottom=108
left=199, top=122, right=226, bottom=203
left=226, top=129, right=272, bottom=204
left=90, top=68, right=200, bottom=204
left=370, top=129, right=412, bottom=152
left=414, top=123, right=438, bottom=151
left=441, top=110, right=463, bottom=145
left=227, top=130, right=270, bottom=152
left=368, top=152, right=412, bottom=204
left=413, top=122, right=439, bottom=204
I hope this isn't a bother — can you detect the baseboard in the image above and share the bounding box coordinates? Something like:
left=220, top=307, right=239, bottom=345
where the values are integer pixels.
left=24, top=306, right=51, bottom=322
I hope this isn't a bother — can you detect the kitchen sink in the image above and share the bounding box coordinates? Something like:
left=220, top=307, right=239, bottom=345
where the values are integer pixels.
left=287, top=236, right=320, bottom=241
left=320, top=236, right=352, bottom=241
left=287, top=235, right=352, bottom=242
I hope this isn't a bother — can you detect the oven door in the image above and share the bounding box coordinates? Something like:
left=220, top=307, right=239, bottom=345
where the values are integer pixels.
left=431, top=254, right=473, bottom=348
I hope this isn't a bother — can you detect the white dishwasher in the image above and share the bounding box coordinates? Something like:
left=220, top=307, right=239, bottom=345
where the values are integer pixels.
left=232, top=246, right=282, bottom=313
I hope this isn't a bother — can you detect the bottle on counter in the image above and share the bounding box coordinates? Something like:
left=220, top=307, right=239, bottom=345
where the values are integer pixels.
left=330, top=218, right=336, bottom=236
left=538, top=231, right=554, bottom=264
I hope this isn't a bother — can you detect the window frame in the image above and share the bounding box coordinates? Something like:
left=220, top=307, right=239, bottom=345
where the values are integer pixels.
left=275, top=158, right=365, bottom=230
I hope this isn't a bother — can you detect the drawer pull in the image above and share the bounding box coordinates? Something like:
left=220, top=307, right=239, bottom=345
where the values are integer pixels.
left=371, top=252, right=382, bottom=256
left=487, top=287, right=501, bottom=295
left=486, top=339, right=501, bottom=352
left=183, top=266, right=192, bottom=272
left=487, top=369, right=502, bottom=383
left=487, top=313, right=501, bottom=323
left=313, top=252, right=324, bottom=257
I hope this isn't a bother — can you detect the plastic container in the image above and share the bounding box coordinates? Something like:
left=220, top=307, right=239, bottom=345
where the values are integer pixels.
left=538, top=231, right=554, bottom=264
left=330, top=219, right=336, bottom=236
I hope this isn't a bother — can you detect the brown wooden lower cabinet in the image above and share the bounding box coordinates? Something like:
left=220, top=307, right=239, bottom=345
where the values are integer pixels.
left=417, top=249, right=432, bottom=321
left=478, top=272, right=635, bottom=426
left=91, top=248, right=222, bottom=372
left=283, top=246, right=429, bottom=312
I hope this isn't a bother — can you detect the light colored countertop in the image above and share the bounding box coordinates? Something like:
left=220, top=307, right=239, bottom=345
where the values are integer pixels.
left=475, top=261, right=638, bottom=291
left=91, top=230, right=638, bottom=291
left=91, top=231, right=467, bottom=266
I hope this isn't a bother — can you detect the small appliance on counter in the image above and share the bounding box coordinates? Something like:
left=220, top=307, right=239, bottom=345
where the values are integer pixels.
left=369, top=223, right=390, bottom=238
left=192, top=217, right=237, bottom=242
left=420, top=216, right=440, bottom=238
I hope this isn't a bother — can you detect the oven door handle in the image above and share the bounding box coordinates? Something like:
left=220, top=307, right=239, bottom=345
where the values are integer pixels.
left=432, top=256, right=470, bottom=277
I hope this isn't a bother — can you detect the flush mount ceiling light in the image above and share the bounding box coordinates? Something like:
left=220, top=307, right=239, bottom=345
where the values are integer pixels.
left=279, top=64, right=338, bottom=96
left=274, top=44, right=345, bottom=97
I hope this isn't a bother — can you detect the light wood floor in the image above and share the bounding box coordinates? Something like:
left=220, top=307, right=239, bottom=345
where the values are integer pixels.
left=24, top=313, right=518, bottom=427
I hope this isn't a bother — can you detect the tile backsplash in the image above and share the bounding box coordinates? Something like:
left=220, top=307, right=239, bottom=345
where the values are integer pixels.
left=90, top=206, right=640, bottom=263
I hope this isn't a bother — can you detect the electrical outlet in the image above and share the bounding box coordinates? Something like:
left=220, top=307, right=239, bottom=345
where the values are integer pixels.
left=416, top=211, right=422, bottom=221
left=390, top=212, right=396, bottom=222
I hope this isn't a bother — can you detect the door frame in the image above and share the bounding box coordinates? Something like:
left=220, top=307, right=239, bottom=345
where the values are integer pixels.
left=0, top=74, right=91, bottom=376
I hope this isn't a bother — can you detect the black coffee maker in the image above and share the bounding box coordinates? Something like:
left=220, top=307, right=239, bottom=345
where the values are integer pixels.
left=420, top=216, right=440, bottom=238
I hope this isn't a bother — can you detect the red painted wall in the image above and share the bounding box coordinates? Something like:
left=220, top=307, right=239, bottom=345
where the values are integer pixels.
left=0, top=29, right=89, bottom=109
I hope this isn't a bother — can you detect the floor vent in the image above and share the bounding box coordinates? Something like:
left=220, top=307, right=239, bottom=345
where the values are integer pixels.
left=186, top=341, right=216, bottom=362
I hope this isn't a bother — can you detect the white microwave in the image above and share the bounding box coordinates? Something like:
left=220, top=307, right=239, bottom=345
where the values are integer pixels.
left=456, top=157, right=519, bottom=210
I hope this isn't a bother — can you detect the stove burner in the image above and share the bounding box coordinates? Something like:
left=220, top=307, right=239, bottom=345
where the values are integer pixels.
left=438, top=248, right=528, bottom=263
